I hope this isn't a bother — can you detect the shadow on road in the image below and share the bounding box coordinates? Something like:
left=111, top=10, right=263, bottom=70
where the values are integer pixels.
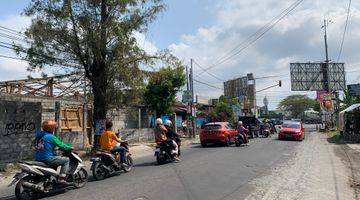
left=0, top=189, right=68, bottom=200
left=190, top=144, right=227, bottom=148
left=134, top=161, right=157, bottom=167
left=0, top=196, right=15, bottom=200
left=327, top=134, right=345, bottom=145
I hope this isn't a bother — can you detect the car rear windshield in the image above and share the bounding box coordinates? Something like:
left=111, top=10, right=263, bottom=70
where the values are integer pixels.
left=282, top=123, right=301, bottom=128
left=204, top=125, right=222, bottom=130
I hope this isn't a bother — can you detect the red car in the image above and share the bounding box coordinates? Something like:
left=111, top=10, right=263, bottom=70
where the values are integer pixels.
left=278, top=121, right=305, bottom=141
left=200, top=122, right=237, bottom=147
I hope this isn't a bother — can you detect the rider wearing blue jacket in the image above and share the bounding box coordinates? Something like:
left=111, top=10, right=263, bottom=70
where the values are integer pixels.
left=34, top=119, right=72, bottom=183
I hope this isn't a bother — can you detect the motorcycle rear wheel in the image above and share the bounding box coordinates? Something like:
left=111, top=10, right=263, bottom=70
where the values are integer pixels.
left=15, top=177, right=40, bottom=200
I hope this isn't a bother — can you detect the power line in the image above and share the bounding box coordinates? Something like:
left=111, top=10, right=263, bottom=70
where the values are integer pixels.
left=0, top=40, right=80, bottom=67
left=255, top=74, right=289, bottom=80
left=211, top=0, right=303, bottom=67
left=203, top=0, right=304, bottom=72
left=0, top=25, right=26, bottom=37
left=337, top=0, right=352, bottom=62
left=195, top=0, right=305, bottom=77
left=192, top=59, right=224, bottom=81
left=193, top=78, right=224, bottom=90
left=0, top=54, right=28, bottom=61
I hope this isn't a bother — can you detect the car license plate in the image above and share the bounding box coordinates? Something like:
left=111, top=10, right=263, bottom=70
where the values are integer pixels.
left=285, top=134, right=293, bottom=139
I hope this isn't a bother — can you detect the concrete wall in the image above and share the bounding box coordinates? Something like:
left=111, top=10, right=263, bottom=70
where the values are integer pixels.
left=0, top=100, right=42, bottom=164
left=108, top=107, right=152, bottom=130
left=0, top=93, right=88, bottom=167
left=120, top=128, right=155, bottom=142
left=107, top=107, right=155, bottom=142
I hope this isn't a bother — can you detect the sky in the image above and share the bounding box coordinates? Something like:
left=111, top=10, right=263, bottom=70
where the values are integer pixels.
left=0, top=0, right=360, bottom=110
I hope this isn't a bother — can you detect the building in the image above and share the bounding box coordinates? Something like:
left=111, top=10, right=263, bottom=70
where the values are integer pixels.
left=224, top=73, right=256, bottom=116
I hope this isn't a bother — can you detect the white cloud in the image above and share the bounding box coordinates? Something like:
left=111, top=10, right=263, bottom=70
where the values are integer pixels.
left=133, top=32, right=158, bottom=55
left=0, top=15, right=32, bottom=80
left=167, top=0, right=360, bottom=109
left=0, top=15, right=30, bottom=33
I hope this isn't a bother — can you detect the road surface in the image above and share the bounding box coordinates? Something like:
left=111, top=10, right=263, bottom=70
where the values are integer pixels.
left=0, top=125, right=354, bottom=200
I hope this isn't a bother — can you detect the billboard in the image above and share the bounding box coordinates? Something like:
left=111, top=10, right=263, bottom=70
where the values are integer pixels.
left=348, top=84, right=360, bottom=97
left=196, top=95, right=210, bottom=105
left=290, top=62, right=346, bottom=91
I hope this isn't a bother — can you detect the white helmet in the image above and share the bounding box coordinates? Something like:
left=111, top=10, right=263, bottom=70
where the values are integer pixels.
left=238, top=121, right=243, bottom=126
left=164, top=119, right=172, bottom=126
left=156, top=118, right=163, bottom=125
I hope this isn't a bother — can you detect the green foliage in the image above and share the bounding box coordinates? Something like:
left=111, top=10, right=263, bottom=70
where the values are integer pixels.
left=19, top=0, right=165, bottom=120
left=313, top=102, right=321, bottom=112
left=278, top=94, right=317, bottom=118
left=341, top=90, right=360, bottom=109
left=144, top=64, right=186, bottom=117
left=268, top=111, right=283, bottom=119
left=210, top=95, right=239, bottom=122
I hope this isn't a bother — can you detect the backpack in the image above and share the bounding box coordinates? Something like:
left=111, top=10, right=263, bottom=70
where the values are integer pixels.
left=34, top=136, right=45, bottom=151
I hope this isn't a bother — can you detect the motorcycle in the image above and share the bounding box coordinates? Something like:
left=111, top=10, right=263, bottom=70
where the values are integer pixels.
left=9, top=151, right=88, bottom=200
left=91, top=141, right=133, bottom=180
left=263, top=129, right=271, bottom=138
left=235, top=133, right=248, bottom=147
left=155, top=140, right=179, bottom=165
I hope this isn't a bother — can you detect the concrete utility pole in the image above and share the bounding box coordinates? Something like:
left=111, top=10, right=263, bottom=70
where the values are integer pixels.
left=324, top=19, right=330, bottom=66
left=186, top=65, right=190, bottom=137
left=322, top=18, right=337, bottom=127
left=190, top=59, right=196, bottom=138
left=322, top=18, right=333, bottom=93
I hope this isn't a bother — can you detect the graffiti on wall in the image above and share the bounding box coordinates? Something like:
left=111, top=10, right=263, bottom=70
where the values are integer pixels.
left=0, top=101, right=41, bottom=137
left=3, top=122, right=36, bottom=137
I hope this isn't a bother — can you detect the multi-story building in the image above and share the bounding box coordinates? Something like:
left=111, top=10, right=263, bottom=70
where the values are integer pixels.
left=224, top=73, right=256, bottom=116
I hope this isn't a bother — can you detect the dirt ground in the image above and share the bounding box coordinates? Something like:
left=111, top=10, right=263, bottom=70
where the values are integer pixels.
left=245, top=128, right=355, bottom=200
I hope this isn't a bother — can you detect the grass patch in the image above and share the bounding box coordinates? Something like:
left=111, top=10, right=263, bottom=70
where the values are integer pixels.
left=326, top=130, right=344, bottom=144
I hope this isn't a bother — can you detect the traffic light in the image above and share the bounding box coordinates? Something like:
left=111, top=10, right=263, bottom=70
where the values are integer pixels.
left=279, top=80, right=282, bottom=87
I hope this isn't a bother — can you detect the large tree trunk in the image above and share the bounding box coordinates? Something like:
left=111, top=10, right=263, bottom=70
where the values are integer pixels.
left=91, top=73, right=108, bottom=148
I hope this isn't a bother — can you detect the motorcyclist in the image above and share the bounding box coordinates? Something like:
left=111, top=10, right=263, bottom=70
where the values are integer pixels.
left=154, top=118, right=179, bottom=161
left=99, top=119, right=127, bottom=168
left=34, top=119, right=73, bottom=184
left=263, top=119, right=271, bottom=137
left=237, top=121, right=249, bottom=145
left=164, top=120, right=181, bottom=156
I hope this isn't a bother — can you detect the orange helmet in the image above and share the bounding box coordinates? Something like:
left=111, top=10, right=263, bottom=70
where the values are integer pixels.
left=42, top=119, right=57, bottom=133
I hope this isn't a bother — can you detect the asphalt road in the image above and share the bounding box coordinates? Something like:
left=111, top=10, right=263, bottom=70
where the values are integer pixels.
left=0, top=129, right=306, bottom=200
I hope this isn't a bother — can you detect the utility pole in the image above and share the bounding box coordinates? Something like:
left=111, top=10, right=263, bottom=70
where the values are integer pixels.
left=190, top=59, right=196, bottom=138
left=186, top=65, right=190, bottom=137
left=322, top=18, right=331, bottom=93
left=324, top=19, right=330, bottom=66
left=322, top=18, right=337, bottom=128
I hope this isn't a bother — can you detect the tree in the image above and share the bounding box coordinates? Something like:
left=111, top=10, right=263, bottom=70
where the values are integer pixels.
left=341, top=90, right=360, bottom=109
left=209, top=95, right=239, bottom=122
left=19, top=0, right=165, bottom=140
left=278, top=94, right=317, bottom=118
left=144, top=64, right=186, bottom=117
